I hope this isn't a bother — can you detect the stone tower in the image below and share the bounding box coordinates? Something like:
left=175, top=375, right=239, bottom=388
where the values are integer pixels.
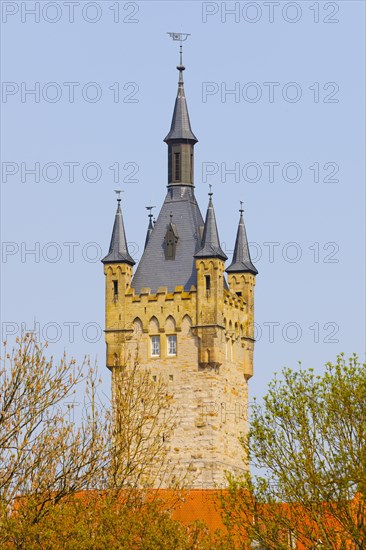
left=102, top=50, right=258, bottom=489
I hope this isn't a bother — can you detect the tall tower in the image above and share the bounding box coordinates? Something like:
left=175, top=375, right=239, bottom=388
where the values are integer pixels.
left=102, top=45, right=258, bottom=489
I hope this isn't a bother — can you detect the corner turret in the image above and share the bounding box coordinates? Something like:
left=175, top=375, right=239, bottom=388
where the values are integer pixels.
left=194, top=192, right=227, bottom=369
left=226, top=203, right=257, bottom=346
left=102, top=192, right=135, bottom=369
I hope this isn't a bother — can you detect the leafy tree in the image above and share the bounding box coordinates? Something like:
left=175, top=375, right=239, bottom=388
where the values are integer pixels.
left=2, top=491, right=220, bottom=550
left=222, top=354, right=366, bottom=549
left=0, top=336, right=109, bottom=525
left=0, top=336, right=186, bottom=548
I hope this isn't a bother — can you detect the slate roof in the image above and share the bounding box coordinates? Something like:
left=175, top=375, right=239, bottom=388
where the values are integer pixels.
left=144, top=217, right=154, bottom=249
left=226, top=211, right=258, bottom=275
left=131, top=186, right=204, bottom=294
left=102, top=201, right=135, bottom=266
left=195, top=195, right=228, bottom=261
left=164, top=68, right=198, bottom=144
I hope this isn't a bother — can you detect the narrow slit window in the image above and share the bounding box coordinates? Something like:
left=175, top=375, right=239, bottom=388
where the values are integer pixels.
left=174, top=152, right=181, bottom=181
left=113, top=280, right=118, bottom=297
left=205, top=275, right=211, bottom=292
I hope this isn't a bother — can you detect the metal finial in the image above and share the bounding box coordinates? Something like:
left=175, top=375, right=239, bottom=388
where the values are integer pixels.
left=145, top=205, right=156, bottom=220
left=239, top=201, right=244, bottom=213
left=114, top=189, right=124, bottom=203
left=167, top=32, right=190, bottom=78
left=208, top=184, right=213, bottom=197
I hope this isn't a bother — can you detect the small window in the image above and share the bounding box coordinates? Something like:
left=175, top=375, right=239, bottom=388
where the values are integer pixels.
left=205, top=275, right=211, bottom=292
left=167, top=335, right=177, bottom=356
left=151, top=336, right=160, bottom=357
left=169, top=374, right=174, bottom=381
left=174, top=152, right=181, bottom=181
left=152, top=375, right=157, bottom=382
left=113, top=280, right=118, bottom=297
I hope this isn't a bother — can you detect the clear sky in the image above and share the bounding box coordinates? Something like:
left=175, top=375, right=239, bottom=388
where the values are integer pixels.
left=1, top=1, right=365, bottom=410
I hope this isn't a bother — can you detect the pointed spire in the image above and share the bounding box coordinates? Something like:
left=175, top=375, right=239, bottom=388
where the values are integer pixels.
left=195, top=190, right=227, bottom=261
left=164, top=43, right=198, bottom=144
left=226, top=203, right=258, bottom=275
left=102, top=192, right=135, bottom=265
left=144, top=206, right=155, bottom=249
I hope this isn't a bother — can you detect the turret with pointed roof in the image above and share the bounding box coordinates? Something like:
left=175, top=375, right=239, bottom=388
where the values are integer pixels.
left=144, top=206, right=155, bottom=249
left=226, top=206, right=257, bottom=275
left=163, top=46, right=197, bottom=188
left=102, top=194, right=135, bottom=266
left=195, top=193, right=227, bottom=261
left=131, top=49, right=203, bottom=294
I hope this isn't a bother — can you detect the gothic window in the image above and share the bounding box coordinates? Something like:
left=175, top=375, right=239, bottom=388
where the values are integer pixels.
left=164, top=223, right=179, bottom=260
left=167, top=335, right=177, bottom=356
left=151, top=336, right=160, bottom=357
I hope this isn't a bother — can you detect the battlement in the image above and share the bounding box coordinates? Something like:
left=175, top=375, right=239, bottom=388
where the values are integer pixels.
left=125, top=285, right=196, bottom=303
left=224, top=289, right=246, bottom=310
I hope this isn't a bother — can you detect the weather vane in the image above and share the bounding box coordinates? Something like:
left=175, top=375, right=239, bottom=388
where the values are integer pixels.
left=240, top=201, right=244, bottom=213
left=167, top=32, right=191, bottom=68
left=209, top=184, right=213, bottom=196
left=167, top=32, right=191, bottom=44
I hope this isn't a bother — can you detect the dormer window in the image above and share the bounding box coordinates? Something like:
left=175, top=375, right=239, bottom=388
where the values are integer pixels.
left=164, top=222, right=179, bottom=260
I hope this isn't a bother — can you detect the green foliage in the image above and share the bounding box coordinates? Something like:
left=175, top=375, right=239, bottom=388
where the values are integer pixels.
left=223, top=354, right=366, bottom=549
left=0, top=337, right=228, bottom=549
left=1, top=492, right=219, bottom=549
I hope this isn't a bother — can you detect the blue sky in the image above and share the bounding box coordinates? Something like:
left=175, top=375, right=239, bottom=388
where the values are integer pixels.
left=1, top=1, right=365, bottom=408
